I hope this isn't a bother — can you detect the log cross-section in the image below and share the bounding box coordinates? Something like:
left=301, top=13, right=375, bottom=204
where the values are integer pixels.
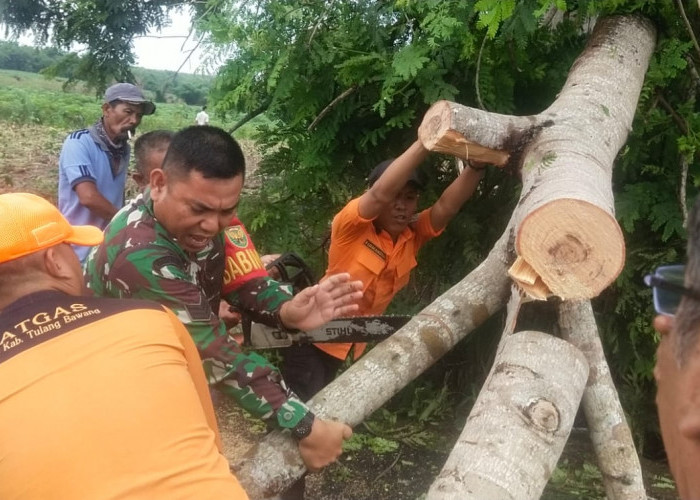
left=418, top=16, right=656, bottom=300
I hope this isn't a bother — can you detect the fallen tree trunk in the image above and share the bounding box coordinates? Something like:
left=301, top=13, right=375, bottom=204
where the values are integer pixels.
left=233, top=227, right=515, bottom=498
left=419, top=16, right=656, bottom=301
left=427, top=331, right=589, bottom=500
left=231, top=15, right=657, bottom=498
left=558, top=300, right=646, bottom=499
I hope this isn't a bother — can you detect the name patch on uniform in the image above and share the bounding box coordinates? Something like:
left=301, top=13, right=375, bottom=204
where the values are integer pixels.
left=363, top=240, right=386, bottom=261
left=221, top=223, right=267, bottom=294
left=0, top=294, right=162, bottom=365
left=0, top=303, right=101, bottom=363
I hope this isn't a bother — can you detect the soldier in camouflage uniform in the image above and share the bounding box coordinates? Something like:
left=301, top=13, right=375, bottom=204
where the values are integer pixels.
left=84, top=125, right=362, bottom=474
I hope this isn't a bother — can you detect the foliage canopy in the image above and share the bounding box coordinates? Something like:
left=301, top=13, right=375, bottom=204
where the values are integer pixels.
left=200, top=1, right=700, bottom=452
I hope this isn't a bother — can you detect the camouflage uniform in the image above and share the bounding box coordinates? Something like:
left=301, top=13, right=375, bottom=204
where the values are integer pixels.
left=84, top=191, right=309, bottom=430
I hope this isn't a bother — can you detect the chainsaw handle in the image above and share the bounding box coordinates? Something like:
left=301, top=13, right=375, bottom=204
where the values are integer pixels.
left=265, top=252, right=317, bottom=293
left=241, top=316, right=253, bottom=347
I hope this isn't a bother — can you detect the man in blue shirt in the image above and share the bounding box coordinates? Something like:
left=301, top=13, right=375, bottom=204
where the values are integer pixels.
left=58, top=83, right=155, bottom=261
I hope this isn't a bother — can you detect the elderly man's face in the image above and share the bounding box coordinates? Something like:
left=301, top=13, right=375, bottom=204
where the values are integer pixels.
left=102, top=101, right=145, bottom=142
left=654, top=313, right=700, bottom=498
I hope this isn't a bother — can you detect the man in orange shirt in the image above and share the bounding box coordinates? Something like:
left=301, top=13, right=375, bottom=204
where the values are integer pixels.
left=282, top=138, right=486, bottom=401
left=0, top=192, right=247, bottom=499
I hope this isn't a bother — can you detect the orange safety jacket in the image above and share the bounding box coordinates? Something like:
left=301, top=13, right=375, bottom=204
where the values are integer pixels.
left=0, top=290, right=248, bottom=499
left=316, top=197, right=442, bottom=360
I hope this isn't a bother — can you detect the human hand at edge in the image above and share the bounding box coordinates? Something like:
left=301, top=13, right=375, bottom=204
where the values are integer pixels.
left=218, top=300, right=242, bottom=329
left=298, top=418, right=353, bottom=472
left=279, top=272, right=362, bottom=331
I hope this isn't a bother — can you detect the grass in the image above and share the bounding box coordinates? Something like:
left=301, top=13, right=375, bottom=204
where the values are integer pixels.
left=0, top=68, right=266, bottom=138
left=0, top=123, right=64, bottom=202
left=0, top=68, right=267, bottom=202
left=0, top=69, right=91, bottom=94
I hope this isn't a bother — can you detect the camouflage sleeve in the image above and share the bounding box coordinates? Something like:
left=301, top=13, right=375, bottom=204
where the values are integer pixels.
left=223, top=275, right=294, bottom=328
left=106, top=247, right=309, bottom=429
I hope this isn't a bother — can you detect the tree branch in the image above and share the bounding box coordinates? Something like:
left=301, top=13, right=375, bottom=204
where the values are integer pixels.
left=656, top=91, right=689, bottom=134
left=681, top=155, right=690, bottom=228
left=133, top=35, right=190, bottom=39
left=172, top=37, right=202, bottom=76
left=680, top=72, right=696, bottom=228
left=307, top=0, right=335, bottom=47
left=307, top=86, right=357, bottom=131
left=676, top=0, right=700, bottom=61
left=475, top=32, right=488, bottom=110
left=558, top=300, right=646, bottom=499
left=687, top=54, right=700, bottom=89
left=228, top=100, right=271, bottom=134
left=375, top=451, right=402, bottom=482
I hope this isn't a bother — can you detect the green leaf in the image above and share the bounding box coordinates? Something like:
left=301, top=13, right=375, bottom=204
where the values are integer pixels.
left=391, top=45, right=430, bottom=80
left=475, top=0, right=516, bottom=38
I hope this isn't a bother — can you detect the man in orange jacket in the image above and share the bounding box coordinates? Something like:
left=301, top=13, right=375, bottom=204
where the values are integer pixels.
left=0, top=192, right=248, bottom=499
left=282, top=138, right=487, bottom=401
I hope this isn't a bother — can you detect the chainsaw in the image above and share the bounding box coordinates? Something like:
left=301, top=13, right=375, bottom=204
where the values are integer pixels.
left=242, top=314, right=411, bottom=349
left=239, top=252, right=411, bottom=348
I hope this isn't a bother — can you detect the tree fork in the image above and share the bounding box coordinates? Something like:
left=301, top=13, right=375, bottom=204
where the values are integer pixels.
left=420, top=16, right=656, bottom=301
left=231, top=15, right=657, bottom=497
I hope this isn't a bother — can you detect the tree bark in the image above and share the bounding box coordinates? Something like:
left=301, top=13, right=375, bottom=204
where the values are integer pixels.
left=233, top=226, right=516, bottom=498
left=558, top=300, right=646, bottom=499
left=419, top=16, right=656, bottom=301
left=427, top=331, right=589, bottom=500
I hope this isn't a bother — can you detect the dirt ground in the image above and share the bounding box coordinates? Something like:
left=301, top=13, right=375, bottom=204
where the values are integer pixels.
left=0, top=123, right=262, bottom=199
left=214, top=392, right=678, bottom=500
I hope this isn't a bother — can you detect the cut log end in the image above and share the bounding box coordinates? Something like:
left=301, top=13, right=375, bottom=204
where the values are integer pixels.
left=418, top=101, right=510, bottom=166
left=418, top=100, right=453, bottom=149
left=515, top=199, right=625, bottom=300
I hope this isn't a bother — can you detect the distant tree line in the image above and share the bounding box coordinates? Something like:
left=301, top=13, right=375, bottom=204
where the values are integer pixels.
left=0, top=40, right=64, bottom=73
left=0, top=41, right=211, bottom=106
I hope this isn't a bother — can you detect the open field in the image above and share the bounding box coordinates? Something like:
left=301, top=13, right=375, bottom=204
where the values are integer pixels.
left=0, top=68, right=267, bottom=133
left=0, top=70, right=262, bottom=202
left=0, top=69, right=91, bottom=93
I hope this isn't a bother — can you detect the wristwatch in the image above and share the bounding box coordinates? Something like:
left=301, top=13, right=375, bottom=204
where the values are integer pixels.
left=291, top=411, right=315, bottom=441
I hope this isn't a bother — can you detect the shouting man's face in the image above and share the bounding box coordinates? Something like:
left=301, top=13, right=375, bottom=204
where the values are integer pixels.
left=150, top=168, right=242, bottom=254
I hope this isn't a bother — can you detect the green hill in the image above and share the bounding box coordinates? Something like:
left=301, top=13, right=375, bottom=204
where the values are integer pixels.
left=0, top=40, right=212, bottom=105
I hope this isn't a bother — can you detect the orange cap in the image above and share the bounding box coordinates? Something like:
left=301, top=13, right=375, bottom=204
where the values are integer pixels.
left=0, top=193, right=104, bottom=264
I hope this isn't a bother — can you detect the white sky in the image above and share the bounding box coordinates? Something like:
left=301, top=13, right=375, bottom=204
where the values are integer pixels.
left=3, top=8, right=217, bottom=75
left=132, top=9, right=211, bottom=74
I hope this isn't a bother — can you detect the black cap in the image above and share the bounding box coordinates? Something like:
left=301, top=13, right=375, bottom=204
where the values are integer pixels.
left=367, top=159, right=425, bottom=189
